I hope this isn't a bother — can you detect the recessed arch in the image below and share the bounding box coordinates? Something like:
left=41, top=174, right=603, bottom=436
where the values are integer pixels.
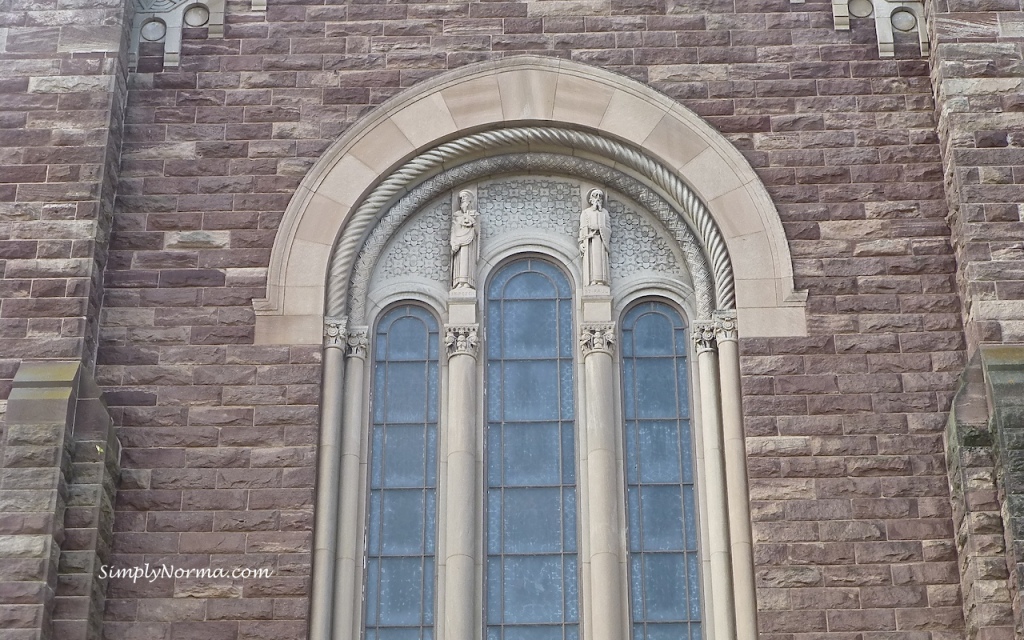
left=255, top=55, right=806, bottom=344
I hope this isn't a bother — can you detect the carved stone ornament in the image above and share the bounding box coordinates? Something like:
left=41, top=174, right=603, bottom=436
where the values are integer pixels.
left=579, top=188, right=612, bottom=286
left=330, top=127, right=733, bottom=325
left=324, top=315, right=348, bottom=350
left=445, top=325, right=479, bottom=357
left=580, top=323, right=616, bottom=356
left=348, top=154, right=716, bottom=324
left=346, top=329, right=369, bottom=359
left=692, top=322, right=718, bottom=354
left=714, top=310, right=738, bottom=343
left=791, top=0, right=928, bottom=57
left=130, top=0, right=225, bottom=69
left=450, top=190, right=480, bottom=290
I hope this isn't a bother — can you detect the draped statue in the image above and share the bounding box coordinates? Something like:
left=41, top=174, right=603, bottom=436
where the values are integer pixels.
left=450, top=189, right=480, bottom=290
left=578, top=188, right=611, bottom=286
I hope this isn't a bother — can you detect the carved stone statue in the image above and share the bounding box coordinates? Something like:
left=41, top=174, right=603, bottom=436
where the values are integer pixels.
left=450, top=189, right=480, bottom=290
left=579, top=188, right=611, bottom=285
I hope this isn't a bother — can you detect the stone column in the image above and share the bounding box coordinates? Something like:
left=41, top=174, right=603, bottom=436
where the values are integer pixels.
left=580, top=322, right=625, bottom=640
left=692, top=323, right=737, bottom=640
left=333, top=329, right=369, bottom=640
left=714, top=311, right=757, bottom=640
left=444, top=313, right=480, bottom=640
left=310, top=316, right=347, bottom=640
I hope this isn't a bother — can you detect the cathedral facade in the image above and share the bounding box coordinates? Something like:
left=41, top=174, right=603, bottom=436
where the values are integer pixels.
left=0, top=0, right=1022, bottom=639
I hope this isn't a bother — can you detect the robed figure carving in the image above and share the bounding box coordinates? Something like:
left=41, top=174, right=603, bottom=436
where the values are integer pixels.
left=579, top=188, right=611, bottom=286
left=451, top=189, right=480, bottom=290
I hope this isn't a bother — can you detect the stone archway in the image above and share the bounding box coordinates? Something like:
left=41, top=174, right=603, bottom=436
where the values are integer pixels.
left=254, top=55, right=806, bottom=345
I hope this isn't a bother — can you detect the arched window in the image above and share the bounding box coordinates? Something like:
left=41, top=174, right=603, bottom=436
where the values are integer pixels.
left=485, top=258, right=579, bottom=640
left=621, top=302, right=701, bottom=640
left=314, top=173, right=758, bottom=640
left=365, top=305, right=440, bottom=640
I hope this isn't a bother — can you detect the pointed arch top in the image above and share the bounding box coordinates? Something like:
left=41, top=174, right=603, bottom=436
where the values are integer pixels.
left=254, top=55, right=806, bottom=344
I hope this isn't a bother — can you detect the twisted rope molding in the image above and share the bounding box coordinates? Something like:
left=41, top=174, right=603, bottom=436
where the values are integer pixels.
left=348, top=153, right=714, bottom=322
left=326, top=127, right=734, bottom=318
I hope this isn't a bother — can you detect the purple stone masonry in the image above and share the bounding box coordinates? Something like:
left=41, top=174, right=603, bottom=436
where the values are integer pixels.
left=929, top=0, right=1024, bottom=634
left=5, top=0, right=1024, bottom=637
left=99, top=2, right=966, bottom=637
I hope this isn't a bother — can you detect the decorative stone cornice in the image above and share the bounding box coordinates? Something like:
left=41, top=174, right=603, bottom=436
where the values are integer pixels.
left=693, top=322, right=718, bottom=355
left=130, top=0, right=225, bottom=69
left=445, top=325, right=479, bottom=358
left=345, top=329, right=369, bottom=359
left=324, top=315, right=348, bottom=350
left=714, top=310, right=738, bottom=344
left=792, top=0, right=928, bottom=58
left=580, top=323, right=616, bottom=356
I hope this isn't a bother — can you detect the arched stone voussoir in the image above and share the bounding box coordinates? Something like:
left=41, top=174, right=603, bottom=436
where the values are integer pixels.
left=256, top=55, right=806, bottom=344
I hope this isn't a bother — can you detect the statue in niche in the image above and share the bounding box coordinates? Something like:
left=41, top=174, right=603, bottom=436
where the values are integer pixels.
left=450, top=189, right=480, bottom=290
left=578, top=187, right=611, bottom=286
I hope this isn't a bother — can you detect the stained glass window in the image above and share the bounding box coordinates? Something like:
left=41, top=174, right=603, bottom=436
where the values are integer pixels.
left=621, top=301, right=702, bottom=640
left=365, top=305, right=440, bottom=640
left=485, top=259, right=579, bottom=640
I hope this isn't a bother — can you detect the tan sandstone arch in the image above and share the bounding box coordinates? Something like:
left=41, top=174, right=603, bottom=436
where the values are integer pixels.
left=254, top=55, right=806, bottom=344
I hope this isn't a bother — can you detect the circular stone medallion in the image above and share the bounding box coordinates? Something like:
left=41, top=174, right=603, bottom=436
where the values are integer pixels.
left=890, top=8, right=918, bottom=32
left=140, top=19, right=167, bottom=41
left=184, top=4, right=211, bottom=27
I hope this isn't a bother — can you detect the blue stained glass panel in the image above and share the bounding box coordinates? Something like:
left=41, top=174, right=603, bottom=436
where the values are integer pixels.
left=382, top=425, right=427, bottom=487
left=621, top=301, right=701, bottom=637
left=503, top=556, right=565, bottom=623
left=503, top=488, right=563, bottom=553
left=365, top=305, right=439, bottom=639
left=502, top=424, right=561, bottom=486
left=486, top=259, right=577, bottom=640
left=502, top=360, right=559, bottom=421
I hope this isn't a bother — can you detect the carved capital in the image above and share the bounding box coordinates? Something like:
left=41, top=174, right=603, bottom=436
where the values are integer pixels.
left=692, top=322, right=718, bottom=354
left=579, top=322, right=616, bottom=356
left=324, top=315, right=348, bottom=350
left=713, top=310, right=738, bottom=343
left=445, top=325, right=479, bottom=358
left=346, top=329, right=369, bottom=359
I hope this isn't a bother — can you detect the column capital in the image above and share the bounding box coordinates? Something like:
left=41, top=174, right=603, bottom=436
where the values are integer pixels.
left=345, top=328, right=369, bottom=359
left=324, top=315, right=348, bottom=350
left=580, top=322, right=616, bottom=356
left=445, top=324, right=479, bottom=358
left=713, top=310, right=738, bottom=344
left=692, top=321, right=718, bottom=354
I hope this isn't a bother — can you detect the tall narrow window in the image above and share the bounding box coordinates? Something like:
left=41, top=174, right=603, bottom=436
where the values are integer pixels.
left=621, top=301, right=701, bottom=640
left=486, top=258, right=578, bottom=640
left=366, top=305, right=440, bottom=640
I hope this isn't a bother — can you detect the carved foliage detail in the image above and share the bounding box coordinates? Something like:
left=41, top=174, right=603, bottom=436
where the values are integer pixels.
left=692, top=322, right=717, bottom=354
left=346, top=329, right=369, bottom=359
left=324, top=315, right=348, bottom=349
left=714, top=310, right=738, bottom=343
left=445, top=325, right=479, bottom=357
left=580, top=323, right=616, bottom=356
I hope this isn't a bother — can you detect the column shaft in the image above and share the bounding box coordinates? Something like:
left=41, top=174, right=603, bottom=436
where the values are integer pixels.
left=445, top=342, right=479, bottom=640
left=332, top=346, right=367, bottom=640
left=583, top=347, right=624, bottom=640
left=694, top=330, right=736, bottom=640
left=717, top=334, right=758, bottom=640
left=310, top=344, right=345, bottom=640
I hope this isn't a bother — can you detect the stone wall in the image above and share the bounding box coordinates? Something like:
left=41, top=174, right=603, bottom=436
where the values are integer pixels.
left=5, top=0, right=1014, bottom=637
left=0, top=0, right=133, bottom=373
left=928, top=0, right=1024, bottom=635
left=90, top=1, right=972, bottom=638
